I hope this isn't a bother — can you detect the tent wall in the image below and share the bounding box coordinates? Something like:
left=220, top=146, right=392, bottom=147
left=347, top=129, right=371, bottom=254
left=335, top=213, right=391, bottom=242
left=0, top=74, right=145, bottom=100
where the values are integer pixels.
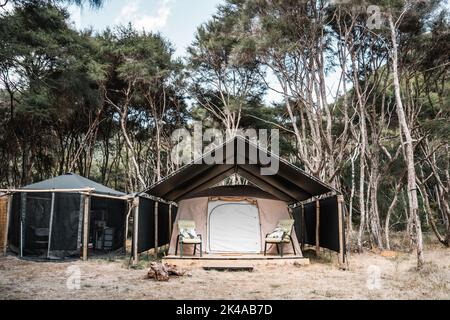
left=157, top=203, right=171, bottom=247
left=168, top=197, right=208, bottom=255
left=136, top=197, right=155, bottom=253
left=257, top=199, right=301, bottom=255
left=167, top=197, right=302, bottom=255
left=135, top=197, right=178, bottom=255
left=292, top=196, right=345, bottom=254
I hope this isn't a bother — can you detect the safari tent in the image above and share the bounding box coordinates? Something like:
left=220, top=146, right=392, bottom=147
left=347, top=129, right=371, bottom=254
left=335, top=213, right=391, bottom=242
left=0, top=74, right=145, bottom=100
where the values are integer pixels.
left=166, top=185, right=302, bottom=256
left=134, top=136, right=347, bottom=266
left=1, top=173, right=130, bottom=260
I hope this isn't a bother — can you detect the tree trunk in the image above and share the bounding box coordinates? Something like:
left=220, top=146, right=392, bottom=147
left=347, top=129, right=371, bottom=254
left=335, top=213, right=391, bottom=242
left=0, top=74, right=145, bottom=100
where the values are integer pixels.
left=389, top=14, right=424, bottom=268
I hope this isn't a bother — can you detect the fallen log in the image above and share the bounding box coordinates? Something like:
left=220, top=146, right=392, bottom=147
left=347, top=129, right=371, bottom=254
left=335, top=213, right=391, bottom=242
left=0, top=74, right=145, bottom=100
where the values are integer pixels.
left=147, top=262, right=186, bottom=281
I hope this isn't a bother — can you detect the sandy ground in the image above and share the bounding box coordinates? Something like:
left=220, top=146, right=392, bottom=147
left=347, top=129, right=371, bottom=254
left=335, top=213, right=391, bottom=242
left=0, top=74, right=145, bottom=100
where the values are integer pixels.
left=0, top=246, right=449, bottom=300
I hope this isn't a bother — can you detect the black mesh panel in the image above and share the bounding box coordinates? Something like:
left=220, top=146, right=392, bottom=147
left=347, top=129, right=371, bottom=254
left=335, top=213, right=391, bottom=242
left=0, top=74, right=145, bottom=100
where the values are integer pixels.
left=23, top=193, right=52, bottom=256
left=49, top=193, right=82, bottom=258
left=137, top=197, right=155, bottom=253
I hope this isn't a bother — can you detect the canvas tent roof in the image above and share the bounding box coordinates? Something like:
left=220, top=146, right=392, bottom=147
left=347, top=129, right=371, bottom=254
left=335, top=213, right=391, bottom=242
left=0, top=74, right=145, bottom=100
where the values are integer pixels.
left=21, top=173, right=126, bottom=197
left=143, top=136, right=337, bottom=204
left=180, top=185, right=280, bottom=200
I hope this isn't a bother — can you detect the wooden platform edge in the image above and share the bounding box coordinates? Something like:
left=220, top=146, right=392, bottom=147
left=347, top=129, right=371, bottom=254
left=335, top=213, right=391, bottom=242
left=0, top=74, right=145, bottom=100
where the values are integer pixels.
left=162, top=257, right=310, bottom=269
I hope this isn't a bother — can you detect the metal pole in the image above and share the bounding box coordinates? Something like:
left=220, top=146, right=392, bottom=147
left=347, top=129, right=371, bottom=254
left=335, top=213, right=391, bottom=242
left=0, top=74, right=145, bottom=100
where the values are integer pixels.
left=154, top=202, right=159, bottom=258
left=20, top=193, right=27, bottom=258
left=47, top=193, right=56, bottom=259
left=132, top=198, right=139, bottom=265
left=82, top=194, right=90, bottom=261
left=337, top=195, right=345, bottom=268
left=168, top=204, right=172, bottom=239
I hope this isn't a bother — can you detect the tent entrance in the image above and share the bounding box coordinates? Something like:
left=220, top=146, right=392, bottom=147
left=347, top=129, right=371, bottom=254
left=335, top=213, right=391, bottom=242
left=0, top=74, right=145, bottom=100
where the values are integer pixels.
left=207, top=201, right=261, bottom=253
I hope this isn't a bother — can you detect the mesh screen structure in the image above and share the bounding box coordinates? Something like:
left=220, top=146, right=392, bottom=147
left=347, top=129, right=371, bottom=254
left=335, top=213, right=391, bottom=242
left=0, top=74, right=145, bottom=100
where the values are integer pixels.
left=135, top=198, right=177, bottom=254
left=8, top=194, right=21, bottom=252
left=157, top=203, right=170, bottom=247
left=89, top=197, right=126, bottom=252
left=49, top=193, right=82, bottom=258
left=291, top=196, right=345, bottom=254
left=137, top=197, right=155, bottom=253
left=23, top=193, right=52, bottom=256
left=8, top=192, right=126, bottom=259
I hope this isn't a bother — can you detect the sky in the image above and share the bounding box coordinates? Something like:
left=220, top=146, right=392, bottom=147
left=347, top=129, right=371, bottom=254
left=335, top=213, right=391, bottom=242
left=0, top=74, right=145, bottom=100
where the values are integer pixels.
left=67, top=0, right=341, bottom=104
left=68, top=0, right=224, bottom=58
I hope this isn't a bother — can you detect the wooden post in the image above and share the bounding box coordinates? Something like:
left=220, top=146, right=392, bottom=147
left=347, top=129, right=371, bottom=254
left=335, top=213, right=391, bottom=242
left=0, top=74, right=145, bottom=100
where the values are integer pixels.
left=316, top=200, right=320, bottom=256
left=154, top=201, right=159, bottom=258
left=132, top=198, right=139, bottom=265
left=3, top=195, right=12, bottom=256
left=47, top=193, right=56, bottom=259
left=168, top=204, right=172, bottom=237
left=124, top=200, right=134, bottom=255
left=82, top=194, right=90, bottom=261
left=337, top=195, right=345, bottom=269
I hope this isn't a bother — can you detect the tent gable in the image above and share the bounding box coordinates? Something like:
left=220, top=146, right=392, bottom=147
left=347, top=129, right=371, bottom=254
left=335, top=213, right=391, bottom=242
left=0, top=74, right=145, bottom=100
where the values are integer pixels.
left=143, top=136, right=337, bottom=204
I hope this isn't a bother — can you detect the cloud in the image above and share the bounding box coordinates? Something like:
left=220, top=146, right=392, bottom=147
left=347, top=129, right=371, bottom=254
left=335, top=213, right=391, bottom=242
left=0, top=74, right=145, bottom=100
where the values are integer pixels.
left=116, top=0, right=173, bottom=32
left=68, top=5, right=82, bottom=29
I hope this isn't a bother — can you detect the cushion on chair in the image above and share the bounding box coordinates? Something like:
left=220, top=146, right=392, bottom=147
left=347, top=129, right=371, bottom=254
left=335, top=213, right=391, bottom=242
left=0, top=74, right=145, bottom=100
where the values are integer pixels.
left=180, top=238, right=202, bottom=244
left=179, top=227, right=201, bottom=244
left=180, top=227, right=197, bottom=239
left=277, top=220, right=295, bottom=235
left=265, top=227, right=287, bottom=242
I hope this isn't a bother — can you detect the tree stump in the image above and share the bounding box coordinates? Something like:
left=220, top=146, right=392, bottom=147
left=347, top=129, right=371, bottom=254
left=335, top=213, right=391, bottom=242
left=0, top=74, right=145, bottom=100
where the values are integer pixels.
left=147, top=262, right=186, bottom=281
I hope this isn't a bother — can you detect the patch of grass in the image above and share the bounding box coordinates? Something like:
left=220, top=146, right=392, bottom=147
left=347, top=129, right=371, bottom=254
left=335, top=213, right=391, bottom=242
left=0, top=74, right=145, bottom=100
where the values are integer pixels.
left=303, top=249, right=334, bottom=264
left=406, top=261, right=448, bottom=293
left=391, top=253, right=410, bottom=273
left=123, top=251, right=165, bottom=270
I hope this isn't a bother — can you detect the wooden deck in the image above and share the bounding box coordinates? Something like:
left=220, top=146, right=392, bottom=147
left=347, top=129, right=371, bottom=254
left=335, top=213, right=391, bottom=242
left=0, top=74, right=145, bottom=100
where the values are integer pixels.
left=162, top=253, right=310, bottom=269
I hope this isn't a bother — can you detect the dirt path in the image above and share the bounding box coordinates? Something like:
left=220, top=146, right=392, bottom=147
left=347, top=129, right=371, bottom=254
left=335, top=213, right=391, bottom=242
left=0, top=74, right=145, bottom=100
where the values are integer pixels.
left=0, top=248, right=449, bottom=300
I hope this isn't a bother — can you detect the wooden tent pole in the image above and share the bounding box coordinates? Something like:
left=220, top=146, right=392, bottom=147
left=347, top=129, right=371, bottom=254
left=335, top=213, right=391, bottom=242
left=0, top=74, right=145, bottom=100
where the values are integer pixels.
left=80, top=192, right=130, bottom=201
left=124, top=201, right=134, bottom=255
left=337, top=195, right=345, bottom=268
left=47, top=193, right=56, bottom=259
left=154, top=202, right=159, bottom=258
left=3, top=195, right=12, bottom=256
left=316, top=200, right=320, bottom=256
left=132, top=198, right=139, bottom=265
left=168, top=204, right=172, bottom=238
left=82, top=194, right=91, bottom=261
left=0, top=188, right=94, bottom=193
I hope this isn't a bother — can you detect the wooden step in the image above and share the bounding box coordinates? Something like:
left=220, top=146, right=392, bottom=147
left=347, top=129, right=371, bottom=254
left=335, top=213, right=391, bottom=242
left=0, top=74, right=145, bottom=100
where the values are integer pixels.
left=203, top=266, right=254, bottom=272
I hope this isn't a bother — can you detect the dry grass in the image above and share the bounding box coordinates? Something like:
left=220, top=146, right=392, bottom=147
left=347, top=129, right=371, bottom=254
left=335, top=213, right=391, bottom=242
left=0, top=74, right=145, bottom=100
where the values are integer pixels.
left=0, top=245, right=449, bottom=300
